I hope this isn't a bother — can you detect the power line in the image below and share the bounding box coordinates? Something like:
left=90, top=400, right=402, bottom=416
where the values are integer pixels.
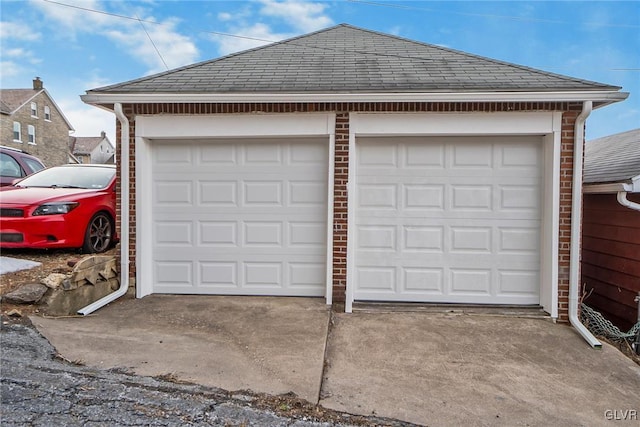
left=38, top=0, right=471, bottom=64
left=42, top=0, right=282, bottom=44
left=347, top=0, right=640, bottom=29
left=40, top=0, right=636, bottom=73
left=135, top=14, right=169, bottom=71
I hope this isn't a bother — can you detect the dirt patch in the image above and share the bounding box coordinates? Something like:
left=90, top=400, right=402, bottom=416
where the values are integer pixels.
left=0, top=247, right=117, bottom=316
left=600, top=336, right=640, bottom=366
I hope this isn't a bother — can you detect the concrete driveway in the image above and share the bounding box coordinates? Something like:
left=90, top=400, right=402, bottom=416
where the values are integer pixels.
left=32, top=295, right=640, bottom=426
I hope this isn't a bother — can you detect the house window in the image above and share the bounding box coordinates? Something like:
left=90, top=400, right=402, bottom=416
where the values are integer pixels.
left=27, top=125, right=36, bottom=144
left=13, top=122, right=22, bottom=142
left=30, top=102, right=38, bottom=117
left=44, top=106, right=51, bottom=121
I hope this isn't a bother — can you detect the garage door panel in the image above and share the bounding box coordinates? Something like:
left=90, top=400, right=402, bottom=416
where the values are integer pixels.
left=499, top=227, right=540, bottom=254
left=402, top=268, right=444, bottom=293
left=199, top=181, right=238, bottom=206
left=355, top=136, right=542, bottom=305
left=497, top=270, right=539, bottom=296
left=451, top=144, right=493, bottom=168
left=357, top=266, right=396, bottom=292
left=155, top=261, right=193, bottom=287
left=154, top=181, right=193, bottom=205
left=403, top=226, right=444, bottom=252
left=155, top=221, right=194, bottom=246
left=403, top=185, right=445, bottom=210
left=450, top=269, right=492, bottom=294
left=151, top=138, right=328, bottom=296
left=289, top=181, right=326, bottom=206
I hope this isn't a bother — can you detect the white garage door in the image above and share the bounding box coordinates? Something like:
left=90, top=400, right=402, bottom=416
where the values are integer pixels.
left=150, top=138, right=328, bottom=296
left=354, top=136, right=542, bottom=305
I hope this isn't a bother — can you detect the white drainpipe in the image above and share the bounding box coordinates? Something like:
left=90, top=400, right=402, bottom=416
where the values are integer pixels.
left=78, top=103, right=130, bottom=315
left=569, top=101, right=602, bottom=348
left=617, top=191, right=640, bottom=211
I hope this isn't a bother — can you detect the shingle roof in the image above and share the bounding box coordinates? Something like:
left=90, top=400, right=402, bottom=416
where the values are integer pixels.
left=0, top=89, right=40, bottom=114
left=88, top=24, right=619, bottom=95
left=69, top=136, right=104, bottom=155
left=584, top=128, right=640, bottom=184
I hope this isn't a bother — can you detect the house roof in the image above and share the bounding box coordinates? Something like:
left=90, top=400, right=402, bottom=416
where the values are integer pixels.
left=69, top=135, right=112, bottom=155
left=584, top=128, right=640, bottom=184
left=70, top=136, right=102, bottom=155
left=0, top=87, right=75, bottom=131
left=0, top=89, right=41, bottom=114
left=84, top=24, right=624, bottom=105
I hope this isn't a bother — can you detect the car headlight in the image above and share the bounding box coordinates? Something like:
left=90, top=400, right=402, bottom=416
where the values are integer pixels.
left=32, top=202, right=79, bottom=216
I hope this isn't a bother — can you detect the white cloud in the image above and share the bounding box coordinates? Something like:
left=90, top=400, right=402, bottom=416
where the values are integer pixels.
left=4, top=48, right=26, bottom=57
left=218, top=12, right=233, bottom=21
left=29, top=0, right=199, bottom=74
left=0, top=21, right=41, bottom=41
left=0, top=61, right=22, bottom=79
left=259, top=0, right=333, bottom=32
left=211, top=0, right=333, bottom=56
left=105, top=17, right=199, bottom=74
left=30, top=0, right=115, bottom=37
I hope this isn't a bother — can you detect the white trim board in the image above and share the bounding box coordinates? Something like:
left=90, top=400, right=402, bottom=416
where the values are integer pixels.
left=82, top=90, right=627, bottom=107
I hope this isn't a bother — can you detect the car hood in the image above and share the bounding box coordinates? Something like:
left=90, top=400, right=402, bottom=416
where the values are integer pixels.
left=0, top=187, right=103, bottom=205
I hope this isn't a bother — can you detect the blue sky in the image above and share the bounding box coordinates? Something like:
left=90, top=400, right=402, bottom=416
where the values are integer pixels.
left=1, top=0, right=638, bottom=144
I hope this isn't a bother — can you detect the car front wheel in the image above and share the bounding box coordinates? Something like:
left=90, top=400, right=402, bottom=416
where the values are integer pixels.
left=82, top=212, right=113, bottom=253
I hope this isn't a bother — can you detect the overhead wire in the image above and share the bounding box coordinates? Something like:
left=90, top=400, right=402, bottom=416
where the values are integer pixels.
left=135, top=13, right=169, bottom=71
left=40, top=0, right=638, bottom=73
left=347, top=0, right=640, bottom=29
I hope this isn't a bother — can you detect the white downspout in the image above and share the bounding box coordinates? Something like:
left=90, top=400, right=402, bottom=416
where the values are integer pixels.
left=617, top=192, right=640, bottom=211
left=78, top=103, right=130, bottom=315
left=569, top=101, right=601, bottom=348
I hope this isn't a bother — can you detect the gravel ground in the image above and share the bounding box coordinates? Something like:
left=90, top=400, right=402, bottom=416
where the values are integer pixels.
left=0, top=317, right=416, bottom=427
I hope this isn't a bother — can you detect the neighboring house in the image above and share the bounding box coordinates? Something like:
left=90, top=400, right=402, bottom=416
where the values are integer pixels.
left=582, top=128, right=640, bottom=330
left=81, top=24, right=628, bottom=324
left=0, top=77, right=74, bottom=166
left=69, top=131, right=116, bottom=164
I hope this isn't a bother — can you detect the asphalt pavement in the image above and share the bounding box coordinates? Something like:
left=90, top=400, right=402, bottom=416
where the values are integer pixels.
left=5, top=295, right=640, bottom=426
left=0, top=319, right=413, bottom=427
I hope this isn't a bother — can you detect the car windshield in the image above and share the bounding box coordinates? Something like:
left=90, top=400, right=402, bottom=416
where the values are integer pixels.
left=16, top=166, right=115, bottom=189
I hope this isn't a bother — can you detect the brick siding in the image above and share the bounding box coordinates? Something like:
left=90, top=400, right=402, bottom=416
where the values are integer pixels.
left=117, top=101, right=583, bottom=320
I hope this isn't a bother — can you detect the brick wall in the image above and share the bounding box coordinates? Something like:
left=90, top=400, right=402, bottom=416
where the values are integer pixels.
left=117, top=101, right=582, bottom=319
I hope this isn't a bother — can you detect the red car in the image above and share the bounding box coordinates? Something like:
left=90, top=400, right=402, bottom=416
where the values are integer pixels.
left=0, top=164, right=117, bottom=253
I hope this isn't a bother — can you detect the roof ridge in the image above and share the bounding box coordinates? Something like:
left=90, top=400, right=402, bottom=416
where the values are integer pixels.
left=85, top=23, right=623, bottom=95
left=333, top=24, right=620, bottom=90
left=89, top=24, right=348, bottom=93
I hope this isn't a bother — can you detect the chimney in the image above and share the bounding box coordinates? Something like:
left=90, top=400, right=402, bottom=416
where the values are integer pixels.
left=33, top=77, right=43, bottom=90
left=101, top=131, right=106, bottom=139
